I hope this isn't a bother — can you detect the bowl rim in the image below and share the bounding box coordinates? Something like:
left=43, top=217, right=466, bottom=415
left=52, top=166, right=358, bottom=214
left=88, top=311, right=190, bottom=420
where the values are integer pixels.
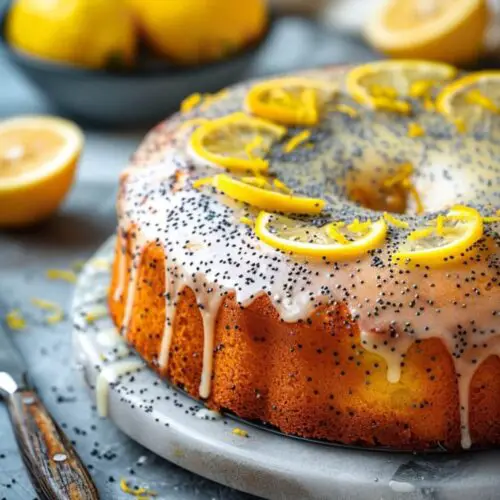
left=0, top=1, right=273, bottom=79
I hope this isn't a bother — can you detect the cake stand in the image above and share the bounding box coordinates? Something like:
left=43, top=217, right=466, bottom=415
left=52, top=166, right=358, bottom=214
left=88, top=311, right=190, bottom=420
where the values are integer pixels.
left=72, top=237, right=500, bottom=500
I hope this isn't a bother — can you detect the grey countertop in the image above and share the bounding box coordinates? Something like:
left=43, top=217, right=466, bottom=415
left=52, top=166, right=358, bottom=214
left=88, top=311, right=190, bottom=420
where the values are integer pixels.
left=0, top=17, right=374, bottom=499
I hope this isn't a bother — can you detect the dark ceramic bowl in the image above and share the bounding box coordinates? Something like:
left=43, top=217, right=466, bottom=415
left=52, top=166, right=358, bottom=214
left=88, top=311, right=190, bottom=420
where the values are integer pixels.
left=0, top=3, right=271, bottom=126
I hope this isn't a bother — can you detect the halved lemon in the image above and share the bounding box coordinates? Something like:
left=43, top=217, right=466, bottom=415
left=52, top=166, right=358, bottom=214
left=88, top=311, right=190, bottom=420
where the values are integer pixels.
left=254, top=212, right=387, bottom=258
left=188, top=112, right=286, bottom=173
left=213, top=174, right=325, bottom=214
left=346, top=60, right=456, bottom=111
left=392, top=206, right=483, bottom=266
left=365, top=0, right=488, bottom=65
left=0, top=116, right=83, bottom=228
left=245, top=77, right=337, bottom=126
left=436, top=71, right=500, bottom=127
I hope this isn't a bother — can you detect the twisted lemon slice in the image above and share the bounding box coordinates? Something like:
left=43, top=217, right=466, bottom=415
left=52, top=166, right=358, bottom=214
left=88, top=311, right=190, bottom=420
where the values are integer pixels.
left=245, top=77, right=337, bottom=126
left=188, top=112, right=286, bottom=173
left=254, top=212, right=387, bottom=258
left=212, top=174, right=325, bottom=214
left=346, top=60, right=456, bottom=112
left=392, top=206, right=483, bottom=266
left=436, top=71, right=500, bottom=130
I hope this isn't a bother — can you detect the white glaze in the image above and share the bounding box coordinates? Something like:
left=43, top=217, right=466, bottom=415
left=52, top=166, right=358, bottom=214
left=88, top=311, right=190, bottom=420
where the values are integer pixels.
left=96, top=359, right=144, bottom=417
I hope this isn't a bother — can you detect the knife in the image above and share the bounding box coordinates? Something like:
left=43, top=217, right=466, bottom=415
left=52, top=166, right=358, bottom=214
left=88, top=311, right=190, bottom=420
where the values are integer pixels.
left=0, top=324, right=99, bottom=500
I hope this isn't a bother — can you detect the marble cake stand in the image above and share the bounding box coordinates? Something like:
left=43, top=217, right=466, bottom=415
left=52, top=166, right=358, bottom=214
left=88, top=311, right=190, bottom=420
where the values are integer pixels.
left=72, top=237, right=500, bottom=500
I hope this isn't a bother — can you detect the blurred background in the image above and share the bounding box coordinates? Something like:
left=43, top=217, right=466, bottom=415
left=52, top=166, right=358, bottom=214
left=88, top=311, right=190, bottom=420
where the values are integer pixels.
left=1, top=1, right=500, bottom=498
left=2, top=0, right=499, bottom=128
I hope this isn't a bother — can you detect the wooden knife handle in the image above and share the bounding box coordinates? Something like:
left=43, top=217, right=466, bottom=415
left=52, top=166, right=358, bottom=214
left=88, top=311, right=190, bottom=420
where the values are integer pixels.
left=6, top=388, right=99, bottom=500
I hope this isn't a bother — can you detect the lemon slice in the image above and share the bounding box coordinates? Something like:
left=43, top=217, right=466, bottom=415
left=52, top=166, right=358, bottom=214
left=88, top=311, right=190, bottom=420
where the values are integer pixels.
left=392, top=206, right=483, bottom=266
left=254, top=212, right=387, bottom=258
left=346, top=60, right=456, bottom=111
left=188, top=112, right=286, bottom=173
left=436, top=71, right=500, bottom=128
left=365, top=0, right=488, bottom=65
left=213, top=174, right=325, bottom=214
left=245, top=77, right=337, bottom=126
left=0, top=115, right=83, bottom=228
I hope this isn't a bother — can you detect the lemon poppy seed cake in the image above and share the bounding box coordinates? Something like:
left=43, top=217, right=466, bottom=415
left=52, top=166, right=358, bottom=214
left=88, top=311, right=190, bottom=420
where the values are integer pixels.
left=109, top=61, right=500, bottom=451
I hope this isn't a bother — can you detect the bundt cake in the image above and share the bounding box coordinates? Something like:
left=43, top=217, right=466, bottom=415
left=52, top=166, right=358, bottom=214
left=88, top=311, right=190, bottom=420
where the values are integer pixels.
left=109, top=61, right=500, bottom=451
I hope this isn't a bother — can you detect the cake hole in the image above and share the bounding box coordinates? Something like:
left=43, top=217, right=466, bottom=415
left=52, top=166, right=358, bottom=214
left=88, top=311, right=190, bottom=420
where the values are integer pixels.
left=347, top=162, right=423, bottom=215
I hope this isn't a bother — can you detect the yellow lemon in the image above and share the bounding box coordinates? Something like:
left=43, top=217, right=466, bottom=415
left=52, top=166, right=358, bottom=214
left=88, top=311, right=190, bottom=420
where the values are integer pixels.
left=188, top=112, right=286, bottom=173
left=7, top=0, right=136, bottom=69
left=209, top=174, right=326, bottom=214
left=365, top=0, right=488, bottom=65
left=254, top=212, right=387, bottom=259
left=392, top=206, right=483, bottom=267
left=126, top=0, right=268, bottom=65
left=0, top=116, right=83, bottom=228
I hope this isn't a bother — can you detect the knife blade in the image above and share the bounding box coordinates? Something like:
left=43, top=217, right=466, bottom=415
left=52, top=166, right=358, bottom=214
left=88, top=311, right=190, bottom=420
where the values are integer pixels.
left=0, top=322, right=28, bottom=392
left=0, top=323, right=99, bottom=499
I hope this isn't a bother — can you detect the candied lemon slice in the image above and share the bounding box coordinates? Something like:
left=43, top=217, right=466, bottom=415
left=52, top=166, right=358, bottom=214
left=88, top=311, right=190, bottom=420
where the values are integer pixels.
left=213, top=174, right=325, bottom=214
left=346, top=60, right=456, bottom=111
left=254, top=212, right=387, bottom=258
left=392, top=206, right=483, bottom=266
left=245, top=77, right=337, bottom=126
left=436, top=71, right=500, bottom=129
left=364, top=0, right=488, bottom=66
left=188, top=112, right=286, bottom=173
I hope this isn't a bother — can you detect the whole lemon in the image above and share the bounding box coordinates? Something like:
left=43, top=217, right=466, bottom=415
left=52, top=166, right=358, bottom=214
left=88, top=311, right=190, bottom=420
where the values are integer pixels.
left=126, top=0, right=268, bottom=65
left=7, top=0, right=136, bottom=69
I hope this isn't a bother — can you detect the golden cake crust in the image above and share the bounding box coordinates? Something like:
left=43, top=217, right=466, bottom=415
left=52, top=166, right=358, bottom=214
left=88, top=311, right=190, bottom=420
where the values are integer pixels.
left=109, top=237, right=500, bottom=450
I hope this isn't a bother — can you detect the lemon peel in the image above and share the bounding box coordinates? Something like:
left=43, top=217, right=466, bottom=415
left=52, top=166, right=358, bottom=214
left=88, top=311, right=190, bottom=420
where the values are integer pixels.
left=407, top=122, right=425, bottom=138
left=283, top=130, right=311, bottom=153
left=436, top=71, right=500, bottom=127
left=85, top=304, right=108, bottom=323
left=334, top=104, right=358, bottom=118
left=383, top=212, right=410, bottom=229
left=6, top=309, right=26, bottom=330
left=213, top=174, right=325, bottom=214
left=31, top=298, right=64, bottom=325
left=245, top=77, right=336, bottom=126
left=119, top=478, right=157, bottom=498
left=254, top=212, right=387, bottom=259
left=180, top=93, right=203, bottom=113
left=46, top=268, right=77, bottom=283
left=232, top=428, right=249, bottom=438
left=392, top=206, right=483, bottom=266
left=188, top=112, right=286, bottom=173
left=347, top=60, right=456, bottom=111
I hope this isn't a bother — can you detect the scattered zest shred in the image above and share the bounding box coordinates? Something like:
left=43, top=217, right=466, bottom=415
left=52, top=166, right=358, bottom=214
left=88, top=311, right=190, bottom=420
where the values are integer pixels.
left=46, top=269, right=77, bottom=283
left=407, top=122, right=425, bottom=138
left=335, top=104, right=358, bottom=118
left=85, top=304, right=108, bottom=323
left=383, top=212, right=409, bottom=229
left=232, top=427, right=249, bottom=438
left=466, top=89, right=499, bottom=113
left=89, top=258, right=112, bottom=270
left=119, top=478, right=157, bottom=498
left=272, top=178, right=292, bottom=194
left=192, top=176, right=214, bottom=189
left=180, top=93, right=203, bottom=113
left=31, top=298, right=64, bottom=325
left=283, top=130, right=311, bottom=153
left=239, top=216, right=254, bottom=226
left=5, top=309, right=26, bottom=330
